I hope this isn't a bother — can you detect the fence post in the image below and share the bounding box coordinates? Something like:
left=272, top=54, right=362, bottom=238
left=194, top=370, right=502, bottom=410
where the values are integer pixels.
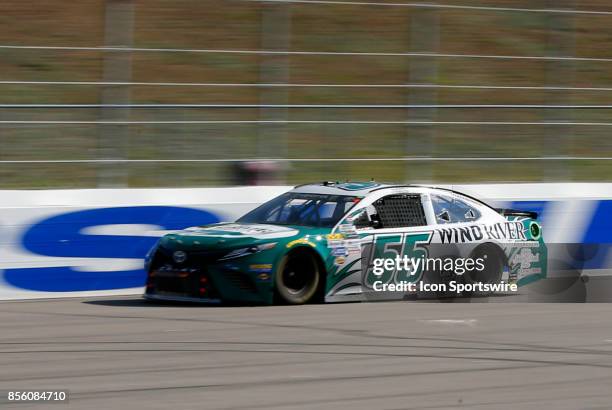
left=98, top=0, right=134, bottom=187
left=406, top=8, right=439, bottom=183
left=257, top=2, right=291, bottom=184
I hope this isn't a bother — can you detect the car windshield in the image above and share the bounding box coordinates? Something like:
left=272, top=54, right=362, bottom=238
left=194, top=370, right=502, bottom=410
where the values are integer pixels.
left=237, top=193, right=359, bottom=228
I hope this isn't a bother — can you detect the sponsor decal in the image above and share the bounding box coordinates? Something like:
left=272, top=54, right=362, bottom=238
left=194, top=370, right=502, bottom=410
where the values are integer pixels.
left=327, top=239, right=347, bottom=248
left=286, top=238, right=316, bottom=248
left=513, top=241, right=541, bottom=248
left=249, top=264, right=273, bottom=273
left=523, top=267, right=542, bottom=275
left=328, top=235, right=362, bottom=249
left=173, top=251, right=187, bottom=264
left=257, top=273, right=271, bottom=281
left=338, top=224, right=357, bottom=233
left=189, top=223, right=298, bottom=239
left=337, top=224, right=360, bottom=239
left=437, top=221, right=527, bottom=244
left=518, top=267, right=542, bottom=275
left=332, top=247, right=348, bottom=256
left=347, top=244, right=361, bottom=255
left=510, top=248, right=540, bottom=270
left=154, top=266, right=198, bottom=275
left=198, top=224, right=281, bottom=235
left=529, top=221, right=541, bottom=240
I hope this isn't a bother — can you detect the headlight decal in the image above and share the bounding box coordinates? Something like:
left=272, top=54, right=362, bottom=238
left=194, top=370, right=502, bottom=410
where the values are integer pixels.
left=220, top=242, right=277, bottom=260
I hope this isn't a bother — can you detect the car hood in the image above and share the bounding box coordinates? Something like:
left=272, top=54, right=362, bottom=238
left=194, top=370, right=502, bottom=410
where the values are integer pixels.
left=158, top=222, right=308, bottom=251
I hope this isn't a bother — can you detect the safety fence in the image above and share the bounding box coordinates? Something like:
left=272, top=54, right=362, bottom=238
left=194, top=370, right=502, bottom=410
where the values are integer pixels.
left=1, top=0, right=611, bottom=186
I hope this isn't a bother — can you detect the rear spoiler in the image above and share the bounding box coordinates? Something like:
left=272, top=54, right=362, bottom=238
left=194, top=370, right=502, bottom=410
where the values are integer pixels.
left=496, top=208, right=538, bottom=219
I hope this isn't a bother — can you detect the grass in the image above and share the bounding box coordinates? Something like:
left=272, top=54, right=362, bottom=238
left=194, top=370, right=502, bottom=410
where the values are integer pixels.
left=0, top=0, right=610, bottom=188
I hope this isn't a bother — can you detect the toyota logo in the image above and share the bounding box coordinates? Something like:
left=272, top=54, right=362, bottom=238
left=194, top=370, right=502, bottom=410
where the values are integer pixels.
left=173, top=251, right=187, bottom=264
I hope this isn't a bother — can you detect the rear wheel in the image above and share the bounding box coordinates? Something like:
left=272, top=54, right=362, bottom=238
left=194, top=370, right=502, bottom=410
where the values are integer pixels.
left=275, top=250, right=321, bottom=305
left=463, top=245, right=504, bottom=297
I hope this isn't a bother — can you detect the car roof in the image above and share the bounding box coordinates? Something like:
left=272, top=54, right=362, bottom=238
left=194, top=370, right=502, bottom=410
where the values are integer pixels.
left=291, top=181, right=403, bottom=197
left=290, top=181, right=497, bottom=211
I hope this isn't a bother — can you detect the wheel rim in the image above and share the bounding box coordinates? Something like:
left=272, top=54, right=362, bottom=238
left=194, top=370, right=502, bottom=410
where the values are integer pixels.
left=281, top=257, right=316, bottom=295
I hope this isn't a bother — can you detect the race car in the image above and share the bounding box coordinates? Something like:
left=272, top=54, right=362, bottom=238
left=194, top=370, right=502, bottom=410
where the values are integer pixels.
left=144, top=181, right=546, bottom=304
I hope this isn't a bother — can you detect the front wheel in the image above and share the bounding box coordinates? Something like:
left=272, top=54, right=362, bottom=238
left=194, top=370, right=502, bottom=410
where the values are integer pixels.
left=275, top=251, right=321, bottom=305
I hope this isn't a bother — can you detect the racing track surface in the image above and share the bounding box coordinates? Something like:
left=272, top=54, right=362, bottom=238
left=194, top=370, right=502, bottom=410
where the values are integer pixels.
left=1, top=297, right=612, bottom=409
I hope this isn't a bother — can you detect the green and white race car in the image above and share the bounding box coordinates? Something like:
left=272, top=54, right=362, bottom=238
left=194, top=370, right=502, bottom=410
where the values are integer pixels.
left=144, top=181, right=546, bottom=304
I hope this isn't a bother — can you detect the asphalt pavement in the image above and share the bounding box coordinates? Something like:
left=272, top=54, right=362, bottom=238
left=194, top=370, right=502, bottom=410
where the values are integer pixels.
left=1, top=297, right=612, bottom=409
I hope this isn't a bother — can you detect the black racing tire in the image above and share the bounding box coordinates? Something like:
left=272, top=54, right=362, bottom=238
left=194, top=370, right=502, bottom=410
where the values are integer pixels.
left=275, top=250, right=321, bottom=305
left=463, top=244, right=504, bottom=297
left=421, top=255, right=462, bottom=301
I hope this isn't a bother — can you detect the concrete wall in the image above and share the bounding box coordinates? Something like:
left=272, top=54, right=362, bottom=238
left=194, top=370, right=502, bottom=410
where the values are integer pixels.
left=1, top=184, right=610, bottom=300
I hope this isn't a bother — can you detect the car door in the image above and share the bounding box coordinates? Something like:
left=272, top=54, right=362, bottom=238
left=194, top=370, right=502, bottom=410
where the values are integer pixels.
left=361, top=192, right=436, bottom=291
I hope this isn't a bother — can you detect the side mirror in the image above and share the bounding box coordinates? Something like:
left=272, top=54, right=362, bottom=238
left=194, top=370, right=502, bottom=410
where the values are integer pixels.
left=437, top=210, right=451, bottom=223
left=370, top=214, right=382, bottom=229
left=353, top=211, right=371, bottom=229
